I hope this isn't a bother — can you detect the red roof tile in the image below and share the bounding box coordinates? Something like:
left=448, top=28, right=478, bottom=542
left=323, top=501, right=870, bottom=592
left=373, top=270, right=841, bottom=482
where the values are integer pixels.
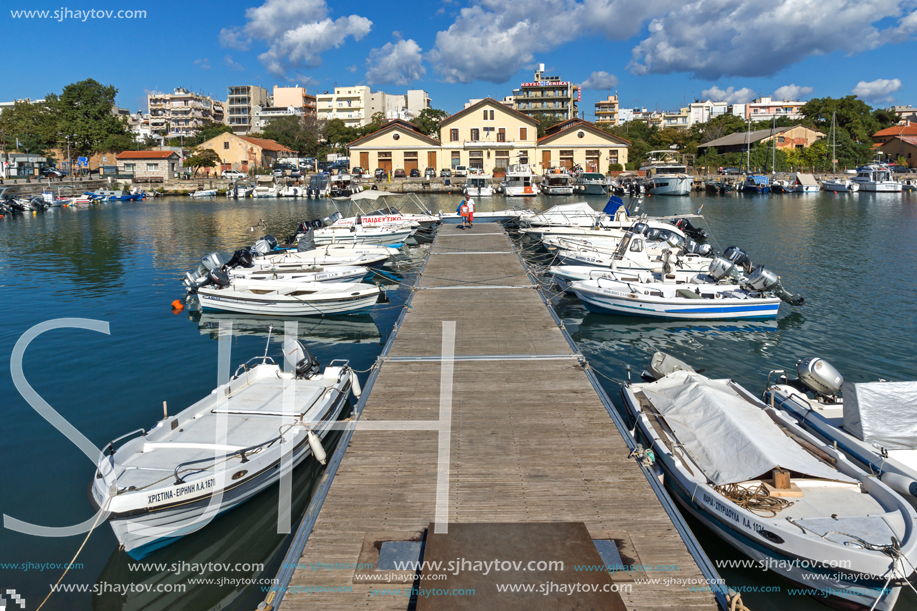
left=873, top=124, right=917, bottom=138
left=238, top=136, right=294, bottom=152
left=116, top=150, right=178, bottom=159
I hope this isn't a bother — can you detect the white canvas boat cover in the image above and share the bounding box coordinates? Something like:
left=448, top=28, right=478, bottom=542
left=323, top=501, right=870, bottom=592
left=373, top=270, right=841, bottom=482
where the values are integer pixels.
left=796, top=173, right=818, bottom=186
left=843, top=381, right=917, bottom=450
left=333, top=190, right=397, bottom=201
left=642, top=371, right=854, bottom=485
left=529, top=202, right=601, bottom=224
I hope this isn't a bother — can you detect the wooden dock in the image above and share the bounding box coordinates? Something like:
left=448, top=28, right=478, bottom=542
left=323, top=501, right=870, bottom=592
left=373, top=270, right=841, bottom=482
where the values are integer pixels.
left=268, top=223, right=723, bottom=610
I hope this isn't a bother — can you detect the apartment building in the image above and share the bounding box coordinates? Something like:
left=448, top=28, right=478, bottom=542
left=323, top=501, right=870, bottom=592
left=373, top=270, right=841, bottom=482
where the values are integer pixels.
left=225, top=85, right=270, bottom=135
left=594, top=95, right=619, bottom=127
left=688, top=101, right=730, bottom=125
left=317, top=86, right=372, bottom=128
left=512, top=64, right=581, bottom=121
left=742, top=97, right=804, bottom=121
left=272, top=85, right=317, bottom=118
left=147, top=88, right=224, bottom=138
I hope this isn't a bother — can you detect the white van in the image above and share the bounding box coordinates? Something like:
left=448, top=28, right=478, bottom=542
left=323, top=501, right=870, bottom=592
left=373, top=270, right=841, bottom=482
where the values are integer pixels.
left=453, top=165, right=468, bottom=177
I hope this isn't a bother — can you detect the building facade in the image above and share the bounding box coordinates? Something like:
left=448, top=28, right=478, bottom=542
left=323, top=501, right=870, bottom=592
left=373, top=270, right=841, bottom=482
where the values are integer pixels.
left=697, top=124, right=825, bottom=154
left=317, top=86, right=372, bottom=128
left=537, top=119, right=630, bottom=171
left=742, top=97, right=804, bottom=121
left=272, top=85, right=317, bottom=119
left=225, top=85, right=270, bottom=134
left=197, top=132, right=293, bottom=172
left=116, top=150, right=180, bottom=180
left=348, top=100, right=629, bottom=176
left=871, top=123, right=917, bottom=145
left=512, top=64, right=581, bottom=121
left=594, top=95, right=619, bottom=127
left=876, top=135, right=917, bottom=167
left=688, top=101, right=730, bottom=125
left=147, top=88, right=224, bottom=138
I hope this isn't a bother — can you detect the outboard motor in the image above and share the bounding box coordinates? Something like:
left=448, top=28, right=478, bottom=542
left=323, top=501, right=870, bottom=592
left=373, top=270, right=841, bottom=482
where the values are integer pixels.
left=251, top=239, right=272, bottom=256
left=723, top=246, right=752, bottom=272
left=684, top=239, right=698, bottom=254
left=225, top=248, right=254, bottom=269
left=696, top=243, right=714, bottom=257
left=262, top=235, right=278, bottom=250
left=708, top=257, right=741, bottom=282
left=795, top=357, right=843, bottom=397
left=674, top=218, right=708, bottom=241
left=201, top=252, right=225, bottom=272
left=207, top=268, right=231, bottom=288
left=297, top=227, right=316, bottom=252
left=282, top=338, right=321, bottom=379
left=644, top=227, right=661, bottom=242
left=745, top=266, right=805, bottom=306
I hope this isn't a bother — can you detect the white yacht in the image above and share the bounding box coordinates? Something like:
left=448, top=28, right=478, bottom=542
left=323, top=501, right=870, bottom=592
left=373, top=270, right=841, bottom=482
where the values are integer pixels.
left=503, top=164, right=537, bottom=197
left=640, top=151, right=693, bottom=196
left=464, top=176, right=493, bottom=197
left=852, top=165, right=902, bottom=192
left=541, top=168, right=574, bottom=195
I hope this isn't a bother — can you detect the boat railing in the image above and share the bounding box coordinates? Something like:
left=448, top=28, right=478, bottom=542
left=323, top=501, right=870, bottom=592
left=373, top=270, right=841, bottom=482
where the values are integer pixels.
left=233, top=355, right=277, bottom=379
left=172, top=434, right=284, bottom=485
left=105, top=428, right=147, bottom=456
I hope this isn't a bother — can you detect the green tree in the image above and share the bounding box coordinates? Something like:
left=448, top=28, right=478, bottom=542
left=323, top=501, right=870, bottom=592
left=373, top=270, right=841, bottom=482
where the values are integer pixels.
left=194, top=121, right=234, bottom=144
left=412, top=108, right=449, bottom=137
left=0, top=99, right=58, bottom=156
left=321, top=118, right=359, bottom=154
left=97, top=133, right=138, bottom=152
left=186, top=148, right=220, bottom=176
left=48, top=79, right=128, bottom=157
left=262, top=115, right=321, bottom=155
left=531, top=113, right=560, bottom=138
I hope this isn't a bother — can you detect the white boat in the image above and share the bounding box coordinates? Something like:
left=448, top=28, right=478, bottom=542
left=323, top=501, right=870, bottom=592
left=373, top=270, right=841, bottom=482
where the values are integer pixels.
left=765, top=358, right=917, bottom=509
left=227, top=265, right=368, bottom=285
left=640, top=151, right=692, bottom=196
left=570, top=276, right=783, bottom=319
left=523, top=202, right=603, bottom=228
left=91, top=339, right=358, bottom=558
left=307, top=174, right=330, bottom=198
left=624, top=365, right=917, bottom=611
left=822, top=178, right=860, bottom=193
left=541, top=168, right=574, bottom=195
left=329, top=173, right=362, bottom=197
left=197, top=279, right=380, bottom=316
left=251, top=184, right=281, bottom=198
left=504, top=163, right=537, bottom=197
left=278, top=184, right=307, bottom=197
left=312, top=222, right=414, bottom=246
left=852, top=165, right=902, bottom=192
left=330, top=191, right=439, bottom=228
left=572, top=171, right=608, bottom=195
left=464, top=176, right=493, bottom=197
left=190, top=189, right=217, bottom=198
left=792, top=173, right=820, bottom=193
left=228, top=182, right=255, bottom=198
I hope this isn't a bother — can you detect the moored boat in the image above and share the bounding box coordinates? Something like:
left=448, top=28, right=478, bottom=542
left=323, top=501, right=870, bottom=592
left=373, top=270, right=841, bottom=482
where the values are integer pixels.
left=197, top=278, right=380, bottom=316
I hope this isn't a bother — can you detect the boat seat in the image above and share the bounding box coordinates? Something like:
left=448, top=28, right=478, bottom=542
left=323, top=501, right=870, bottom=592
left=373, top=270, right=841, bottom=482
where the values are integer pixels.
left=676, top=288, right=703, bottom=299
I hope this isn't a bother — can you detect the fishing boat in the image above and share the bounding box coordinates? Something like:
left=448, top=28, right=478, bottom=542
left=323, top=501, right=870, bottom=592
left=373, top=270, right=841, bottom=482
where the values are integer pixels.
left=504, top=163, right=537, bottom=197
left=278, top=184, right=307, bottom=197
left=540, top=168, right=574, bottom=195
left=190, top=189, right=217, bottom=198
left=89, top=188, right=144, bottom=201
left=852, top=165, right=902, bottom=192
left=197, top=278, right=380, bottom=316
left=464, top=176, right=494, bottom=197
left=640, top=151, right=692, bottom=196
left=623, top=363, right=917, bottom=611
left=226, top=265, right=368, bottom=285
left=228, top=182, right=255, bottom=198
left=792, top=173, right=820, bottom=193
left=91, top=337, right=359, bottom=558
left=307, top=174, right=330, bottom=198
left=329, top=173, right=361, bottom=197
left=569, top=276, right=784, bottom=319
left=251, top=184, right=281, bottom=198
left=330, top=191, right=439, bottom=228
left=572, top=171, right=608, bottom=195
left=741, top=175, right=770, bottom=194
left=764, top=358, right=917, bottom=509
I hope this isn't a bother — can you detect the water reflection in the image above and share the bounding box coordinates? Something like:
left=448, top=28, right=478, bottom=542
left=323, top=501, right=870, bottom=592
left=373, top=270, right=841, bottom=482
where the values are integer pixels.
left=194, top=312, right=382, bottom=345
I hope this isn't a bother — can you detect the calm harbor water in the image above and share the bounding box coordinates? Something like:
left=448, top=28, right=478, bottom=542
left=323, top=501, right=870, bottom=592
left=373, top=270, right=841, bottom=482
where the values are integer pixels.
left=1, top=190, right=915, bottom=610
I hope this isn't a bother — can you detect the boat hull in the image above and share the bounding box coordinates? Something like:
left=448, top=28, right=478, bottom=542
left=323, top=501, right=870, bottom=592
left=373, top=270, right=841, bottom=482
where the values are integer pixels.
left=648, top=176, right=693, bottom=196
left=572, top=284, right=780, bottom=320
left=198, top=290, right=379, bottom=316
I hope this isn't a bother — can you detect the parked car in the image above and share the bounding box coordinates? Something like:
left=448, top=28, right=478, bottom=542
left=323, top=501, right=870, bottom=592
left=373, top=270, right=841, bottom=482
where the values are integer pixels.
left=394, top=169, right=406, bottom=178
left=299, top=161, right=315, bottom=172
left=719, top=167, right=743, bottom=175
left=289, top=168, right=302, bottom=179
left=374, top=168, right=387, bottom=180
left=272, top=163, right=297, bottom=177
left=221, top=170, right=246, bottom=180
left=440, top=168, right=452, bottom=177
left=891, top=164, right=911, bottom=173
left=40, top=167, right=66, bottom=178
left=409, top=168, right=421, bottom=178
left=351, top=167, right=366, bottom=177
left=453, top=165, right=468, bottom=177
left=424, top=167, right=436, bottom=179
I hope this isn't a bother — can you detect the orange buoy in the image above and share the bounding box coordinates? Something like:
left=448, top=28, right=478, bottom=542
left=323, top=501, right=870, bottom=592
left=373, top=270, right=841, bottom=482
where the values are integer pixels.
left=171, top=299, right=184, bottom=312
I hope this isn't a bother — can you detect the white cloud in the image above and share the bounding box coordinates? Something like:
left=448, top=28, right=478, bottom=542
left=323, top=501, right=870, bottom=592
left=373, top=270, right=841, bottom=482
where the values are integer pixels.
left=289, top=74, right=321, bottom=87
left=224, top=0, right=371, bottom=78
left=194, top=58, right=211, bottom=70
left=428, top=0, right=674, bottom=84
left=346, top=65, right=358, bottom=73
left=853, top=78, right=902, bottom=102
left=366, top=39, right=426, bottom=86
left=219, top=27, right=250, bottom=51
left=581, top=71, right=618, bottom=90
left=392, top=30, right=402, bottom=38
left=224, top=55, right=245, bottom=71
left=628, top=0, right=915, bottom=79
left=701, top=85, right=756, bottom=104
left=772, top=84, right=813, bottom=101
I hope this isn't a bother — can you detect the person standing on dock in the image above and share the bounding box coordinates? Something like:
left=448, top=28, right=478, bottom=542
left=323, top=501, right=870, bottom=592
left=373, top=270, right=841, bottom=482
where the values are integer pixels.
left=458, top=195, right=470, bottom=228
left=464, top=192, right=475, bottom=227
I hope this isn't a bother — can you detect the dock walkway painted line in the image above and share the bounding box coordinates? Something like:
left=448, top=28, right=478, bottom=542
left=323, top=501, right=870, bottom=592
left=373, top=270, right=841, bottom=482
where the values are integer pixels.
left=270, top=223, right=722, bottom=610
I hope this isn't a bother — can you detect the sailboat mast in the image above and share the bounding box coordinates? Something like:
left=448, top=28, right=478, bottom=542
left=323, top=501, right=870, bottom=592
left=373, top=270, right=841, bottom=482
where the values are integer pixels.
left=772, top=116, right=776, bottom=173
left=832, top=111, right=837, bottom=174
left=746, top=118, right=751, bottom=172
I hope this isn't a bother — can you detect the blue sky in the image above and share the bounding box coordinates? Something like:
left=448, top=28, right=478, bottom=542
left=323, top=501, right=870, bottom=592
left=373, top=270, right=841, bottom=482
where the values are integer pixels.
left=2, top=0, right=914, bottom=119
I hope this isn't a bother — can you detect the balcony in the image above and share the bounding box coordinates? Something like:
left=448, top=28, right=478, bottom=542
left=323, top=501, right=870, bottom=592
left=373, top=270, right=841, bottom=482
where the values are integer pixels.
left=462, top=139, right=517, bottom=149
